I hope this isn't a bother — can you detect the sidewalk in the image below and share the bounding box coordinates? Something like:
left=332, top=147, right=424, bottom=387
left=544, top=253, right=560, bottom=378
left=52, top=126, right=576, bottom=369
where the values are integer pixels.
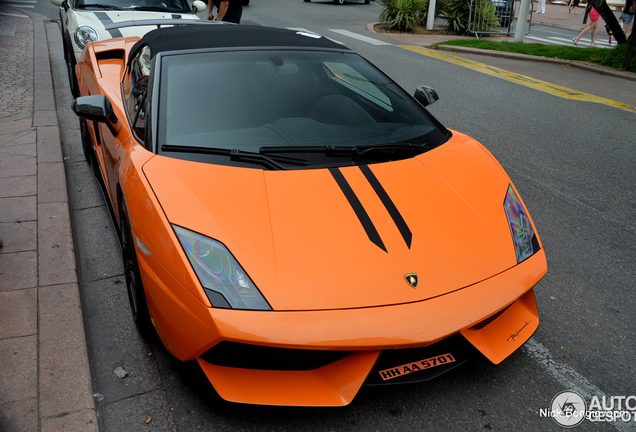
left=0, top=6, right=97, bottom=432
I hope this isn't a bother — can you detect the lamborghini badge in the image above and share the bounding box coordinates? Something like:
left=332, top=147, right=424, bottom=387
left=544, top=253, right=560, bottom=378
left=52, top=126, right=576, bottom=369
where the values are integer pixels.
left=404, top=273, right=418, bottom=288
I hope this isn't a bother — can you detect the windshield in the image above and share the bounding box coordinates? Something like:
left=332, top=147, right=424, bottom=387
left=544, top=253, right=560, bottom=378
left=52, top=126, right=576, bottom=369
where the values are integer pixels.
left=157, top=50, right=449, bottom=168
left=77, top=0, right=191, bottom=12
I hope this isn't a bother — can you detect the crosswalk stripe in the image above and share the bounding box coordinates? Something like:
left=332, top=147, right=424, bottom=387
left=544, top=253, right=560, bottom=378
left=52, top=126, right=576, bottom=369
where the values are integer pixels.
left=2, top=0, right=37, bottom=7
left=525, top=36, right=572, bottom=46
left=328, top=29, right=391, bottom=45
left=526, top=35, right=613, bottom=48
left=287, top=27, right=346, bottom=46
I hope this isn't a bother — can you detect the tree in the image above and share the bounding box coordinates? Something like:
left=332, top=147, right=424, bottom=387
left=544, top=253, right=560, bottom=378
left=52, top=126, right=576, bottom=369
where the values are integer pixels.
left=587, top=0, right=626, bottom=44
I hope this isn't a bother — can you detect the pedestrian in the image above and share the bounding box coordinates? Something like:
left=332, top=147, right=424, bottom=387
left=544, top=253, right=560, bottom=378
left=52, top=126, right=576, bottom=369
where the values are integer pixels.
left=573, top=6, right=600, bottom=46
left=567, top=0, right=580, bottom=14
left=620, top=0, right=635, bottom=38
left=208, top=0, right=242, bottom=23
left=537, top=0, right=546, bottom=14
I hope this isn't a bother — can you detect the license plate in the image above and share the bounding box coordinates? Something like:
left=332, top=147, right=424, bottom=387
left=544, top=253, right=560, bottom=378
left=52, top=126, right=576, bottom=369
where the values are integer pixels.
left=378, top=353, right=456, bottom=381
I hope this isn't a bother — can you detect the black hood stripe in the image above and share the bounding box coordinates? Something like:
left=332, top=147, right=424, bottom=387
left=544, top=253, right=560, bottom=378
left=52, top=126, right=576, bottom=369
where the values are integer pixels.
left=359, top=165, right=412, bottom=249
left=95, top=12, right=123, bottom=38
left=329, top=168, right=387, bottom=253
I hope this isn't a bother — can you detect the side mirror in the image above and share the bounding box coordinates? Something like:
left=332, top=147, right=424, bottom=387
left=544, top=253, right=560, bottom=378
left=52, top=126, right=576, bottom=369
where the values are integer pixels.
left=72, top=95, right=121, bottom=135
left=414, top=85, right=439, bottom=107
left=50, top=0, right=64, bottom=6
left=192, top=0, right=206, bottom=12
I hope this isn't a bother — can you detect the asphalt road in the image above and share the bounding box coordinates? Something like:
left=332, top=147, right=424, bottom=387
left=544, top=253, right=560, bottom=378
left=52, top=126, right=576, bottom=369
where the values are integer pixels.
left=33, top=0, right=636, bottom=429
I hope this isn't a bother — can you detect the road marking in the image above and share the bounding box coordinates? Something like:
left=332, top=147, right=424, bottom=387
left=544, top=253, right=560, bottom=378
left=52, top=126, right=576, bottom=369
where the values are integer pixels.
left=400, top=45, right=636, bottom=112
left=524, top=338, right=632, bottom=432
left=287, top=27, right=345, bottom=46
left=525, top=36, right=572, bottom=46
left=328, top=29, right=391, bottom=45
left=2, top=0, right=36, bottom=8
left=525, top=36, right=613, bottom=48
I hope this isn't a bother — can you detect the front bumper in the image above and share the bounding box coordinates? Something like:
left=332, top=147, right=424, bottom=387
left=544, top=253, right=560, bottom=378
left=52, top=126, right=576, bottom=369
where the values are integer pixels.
left=140, top=249, right=546, bottom=406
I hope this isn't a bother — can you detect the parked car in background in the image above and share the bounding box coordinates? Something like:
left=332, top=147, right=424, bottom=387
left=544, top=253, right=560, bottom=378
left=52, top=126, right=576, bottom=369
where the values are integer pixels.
left=71, top=23, right=547, bottom=407
left=50, top=0, right=206, bottom=96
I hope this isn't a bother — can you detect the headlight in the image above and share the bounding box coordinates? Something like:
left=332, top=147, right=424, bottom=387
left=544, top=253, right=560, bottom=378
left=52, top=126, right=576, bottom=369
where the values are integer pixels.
left=504, top=185, right=540, bottom=263
left=74, top=26, right=99, bottom=49
left=173, top=225, right=271, bottom=311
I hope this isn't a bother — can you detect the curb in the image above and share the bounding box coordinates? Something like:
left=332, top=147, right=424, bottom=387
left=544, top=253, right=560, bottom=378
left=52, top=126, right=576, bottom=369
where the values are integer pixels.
left=20, top=8, right=98, bottom=431
left=432, top=45, right=636, bottom=82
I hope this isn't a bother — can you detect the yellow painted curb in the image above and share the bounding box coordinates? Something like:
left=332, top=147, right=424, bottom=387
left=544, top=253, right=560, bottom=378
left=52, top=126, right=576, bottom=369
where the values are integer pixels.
left=400, top=45, right=636, bottom=113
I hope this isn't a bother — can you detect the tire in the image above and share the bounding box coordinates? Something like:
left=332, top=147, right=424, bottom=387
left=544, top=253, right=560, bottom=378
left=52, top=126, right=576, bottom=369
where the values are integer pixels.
left=79, top=118, right=92, bottom=165
left=242, top=0, right=250, bottom=5
left=304, top=0, right=311, bottom=2
left=364, top=0, right=369, bottom=3
left=121, top=204, right=152, bottom=332
left=64, top=39, right=80, bottom=98
left=335, top=0, right=344, bottom=4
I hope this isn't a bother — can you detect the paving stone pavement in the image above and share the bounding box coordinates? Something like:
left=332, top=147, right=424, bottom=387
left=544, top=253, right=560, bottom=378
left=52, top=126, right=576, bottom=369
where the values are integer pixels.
left=0, top=6, right=98, bottom=432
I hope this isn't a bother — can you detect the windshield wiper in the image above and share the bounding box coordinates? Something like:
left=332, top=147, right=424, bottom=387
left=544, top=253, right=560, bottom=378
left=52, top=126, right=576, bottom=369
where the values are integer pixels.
left=350, top=143, right=433, bottom=159
left=161, top=145, right=309, bottom=170
left=78, top=3, right=122, bottom=9
left=260, top=143, right=432, bottom=160
left=129, top=5, right=174, bottom=11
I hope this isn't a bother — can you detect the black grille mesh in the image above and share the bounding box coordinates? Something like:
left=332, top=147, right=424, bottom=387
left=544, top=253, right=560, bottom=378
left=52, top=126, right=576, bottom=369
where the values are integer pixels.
left=200, top=342, right=355, bottom=371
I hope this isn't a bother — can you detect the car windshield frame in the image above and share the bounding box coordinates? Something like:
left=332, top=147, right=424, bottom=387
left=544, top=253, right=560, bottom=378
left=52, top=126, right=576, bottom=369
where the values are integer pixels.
left=150, top=47, right=451, bottom=170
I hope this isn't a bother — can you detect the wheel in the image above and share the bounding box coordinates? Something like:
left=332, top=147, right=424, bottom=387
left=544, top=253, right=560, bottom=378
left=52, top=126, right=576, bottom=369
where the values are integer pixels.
left=242, top=0, right=250, bottom=5
left=121, top=204, right=152, bottom=332
left=79, top=118, right=92, bottom=165
left=335, top=0, right=344, bottom=4
left=304, top=0, right=310, bottom=2
left=64, top=39, right=80, bottom=98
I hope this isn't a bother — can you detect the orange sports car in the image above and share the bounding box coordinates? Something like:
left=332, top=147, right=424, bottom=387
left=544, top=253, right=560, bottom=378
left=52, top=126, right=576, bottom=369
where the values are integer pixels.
left=71, top=23, right=547, bottom=407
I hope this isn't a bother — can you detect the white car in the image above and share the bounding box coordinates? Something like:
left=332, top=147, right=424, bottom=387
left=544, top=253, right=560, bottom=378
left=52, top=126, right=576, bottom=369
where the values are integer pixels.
left=51, top=0, right=206, bottom=96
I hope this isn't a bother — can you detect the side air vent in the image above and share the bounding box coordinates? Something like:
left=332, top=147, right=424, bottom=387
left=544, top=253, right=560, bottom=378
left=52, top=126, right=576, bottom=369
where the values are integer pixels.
left=96, top=49, right=125, bottom=61
left=468, top=304, right=511, bottom=331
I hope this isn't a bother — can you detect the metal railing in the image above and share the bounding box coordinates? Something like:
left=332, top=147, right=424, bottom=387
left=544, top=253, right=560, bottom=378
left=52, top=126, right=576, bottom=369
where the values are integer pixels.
left=467, top=0, right=533, bottom=39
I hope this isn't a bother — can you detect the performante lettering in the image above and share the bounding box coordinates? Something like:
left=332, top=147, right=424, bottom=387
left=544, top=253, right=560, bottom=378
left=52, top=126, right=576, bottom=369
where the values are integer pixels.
left=379, top=353, right=456, bottom=381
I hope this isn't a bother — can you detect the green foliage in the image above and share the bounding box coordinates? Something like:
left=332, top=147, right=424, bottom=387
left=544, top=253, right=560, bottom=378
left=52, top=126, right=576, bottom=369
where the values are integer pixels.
left=443, top=0, right=497, bottom=35
left=443, top=0, right=471, bottom=34
left=471, top=0, right=499, bottom=32
left=434, top=39, right=636, bottom=73
left=378, top=0, right=427, bottom=32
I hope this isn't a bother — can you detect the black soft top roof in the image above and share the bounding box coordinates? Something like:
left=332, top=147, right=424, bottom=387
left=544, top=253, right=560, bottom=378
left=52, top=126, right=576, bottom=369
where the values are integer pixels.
left=128, top=23, right=349, bottom=64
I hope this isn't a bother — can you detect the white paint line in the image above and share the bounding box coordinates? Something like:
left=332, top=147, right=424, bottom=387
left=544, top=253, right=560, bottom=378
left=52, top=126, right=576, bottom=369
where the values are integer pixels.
left=524, top=338, right=633, bottom=431
left=524, top=36, right=572, bottom=46
left=328, top=29, right=391, bottom=45
left=286, top=27, right=345, bottom=46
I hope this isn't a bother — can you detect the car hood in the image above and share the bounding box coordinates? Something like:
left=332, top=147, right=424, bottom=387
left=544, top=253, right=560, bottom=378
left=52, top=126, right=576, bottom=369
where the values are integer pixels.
left=70, top=9, right=199, bottom=45
left=143, top=135, right=519, bottom=311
